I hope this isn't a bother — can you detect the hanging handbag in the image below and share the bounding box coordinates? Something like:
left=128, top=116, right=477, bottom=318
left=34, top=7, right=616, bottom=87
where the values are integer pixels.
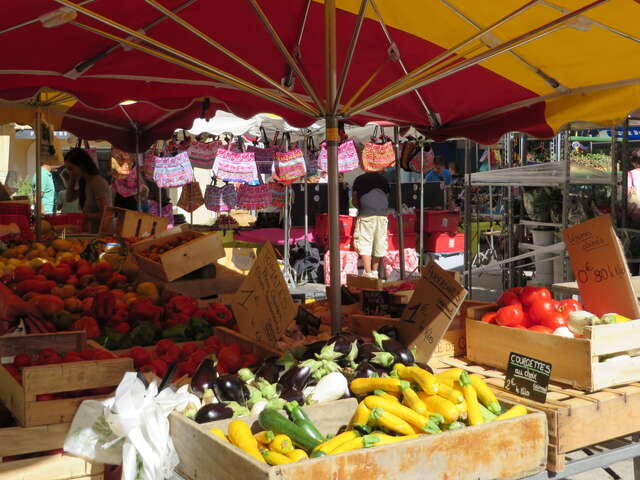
left=212, top=142, right=259, bottom=183
left=408, top=142, right=435, bottom=173
left=153, top=151, right=194, bottom=188
left=247, top=128, right=278, bottom=174
left=361, top=137, right=396, bottom=172
left=305, top=137, right=319, bottom=176
left=269, top=181, right=286, bottom=208
left=272, top=147, right=307, bottom=183
left=236, top=184, right=272, bottom=210
left=205, top=184, right=237, bottom=212
left=317, top=139, right=359, bottom=173
left=177, top=181, right=204, bottom=212
left=188, top=139, right=220, bottom=169
left=114, top=166, right=138, bottom=198
left=142, top=147, right=157, bottom=180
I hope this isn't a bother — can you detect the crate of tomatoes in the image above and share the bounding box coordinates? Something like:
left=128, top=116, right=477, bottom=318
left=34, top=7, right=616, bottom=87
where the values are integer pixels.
left=466, top=285, right=640, bottom=391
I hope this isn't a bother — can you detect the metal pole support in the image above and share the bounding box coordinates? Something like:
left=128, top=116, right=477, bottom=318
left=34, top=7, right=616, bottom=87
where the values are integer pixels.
left=394, top=125, right=405, bottom=279
left=418, top=144, right=425, bottom=268
left=463, top=139, right=472, bottom=296
left=34, top=108, right=43, bottom=241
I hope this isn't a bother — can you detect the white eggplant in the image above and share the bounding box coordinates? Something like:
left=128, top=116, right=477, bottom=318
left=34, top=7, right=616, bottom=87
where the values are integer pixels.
left=250, top=400, right=268, bottom=415
left=553, top=326, right=574, bottom=338
left=567, top=311, right=599, bottom=336
left=309, top=372, right=348, bottom=404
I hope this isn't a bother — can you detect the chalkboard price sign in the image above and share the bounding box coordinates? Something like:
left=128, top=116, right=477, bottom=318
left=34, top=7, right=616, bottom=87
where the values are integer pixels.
left=505, top=352, right=552, bottom=403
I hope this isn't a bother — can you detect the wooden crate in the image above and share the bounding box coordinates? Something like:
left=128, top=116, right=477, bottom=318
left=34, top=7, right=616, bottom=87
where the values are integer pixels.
left=0, top=453, right=103, bottom=480
left=0, top=332, right=133, bottom=427
left=466, top=304, right=640, bottom=391
left=432, top=356, right=640, bottom=473
left=0, top=422, right=69, bottom=460
left=98, top=206, right=168, bottom=239
left=133, top=229, right=225, bottom=282
left=170, top=396, right=546, bottom=480
left=350, top=300, right=491, bottom=359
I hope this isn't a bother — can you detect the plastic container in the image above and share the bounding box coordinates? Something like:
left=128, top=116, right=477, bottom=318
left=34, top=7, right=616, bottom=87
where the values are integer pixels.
left=387, top=213, right=418, bottom=234
left=44, top=213, right=87, bottom=232
left=316, top=234, right=353, bottom=250
left=0, top=202, right=30, bottom=217
left=0, top=214, right=32, bottom=240
left=388, top=233, right=417, bottom=251
left=424, top=232, right=465, bottom=253
left=422, top=209, right=460, bottom=233
left=314, top=214, right=355, bottom=237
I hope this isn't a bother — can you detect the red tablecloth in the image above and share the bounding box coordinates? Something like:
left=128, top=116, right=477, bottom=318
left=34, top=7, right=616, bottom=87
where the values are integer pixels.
left=234, top=227, right=315, bottom=246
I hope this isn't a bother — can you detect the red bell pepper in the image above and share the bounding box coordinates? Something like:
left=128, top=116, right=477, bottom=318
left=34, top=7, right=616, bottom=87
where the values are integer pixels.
left=167, top=295, right=198, bottom=316
left=72, top=316, right=101, bottom=339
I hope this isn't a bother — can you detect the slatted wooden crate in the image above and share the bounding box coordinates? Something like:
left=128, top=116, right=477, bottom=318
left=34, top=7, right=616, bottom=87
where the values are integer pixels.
left=98, top=206, right=168, bottom=239
left=0, top=332, right=133, bottom=427
left=213, top=327, right=282, bottom=359
left=466, top=303, right=640, bottom=391
left=170, top=396, right=546, bottom=480
left=0, top=453, right=103, bottom=480
left=432, top=356, right=640, bottom=473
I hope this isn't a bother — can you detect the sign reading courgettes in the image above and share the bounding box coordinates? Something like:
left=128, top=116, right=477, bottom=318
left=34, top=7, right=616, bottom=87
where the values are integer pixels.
left=505, top=352, right=552, bottom=403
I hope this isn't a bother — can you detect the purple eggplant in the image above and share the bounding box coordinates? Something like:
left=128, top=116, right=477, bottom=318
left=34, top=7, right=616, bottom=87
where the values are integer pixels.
left=214, top=374, right=249, bottom=404
left=356, top=343, right=381, bottom=363
left=194, top=403, right=233, bottom=423
left=255, top=362, right=281, bottom=384
left=280, top=389, right=304, bottom=404
left=296, top=341, right=326, bottom=360
left=328, top=332, right=361, bottom=356
left=278, top=365, right=311, bottom=391
left=353, top=362, right=378, bottom=379
left=190, top=357, right=218, bottom=397
left=381, top=337, right=414, bottom=365
left=378, top=325, right=400, bottom=341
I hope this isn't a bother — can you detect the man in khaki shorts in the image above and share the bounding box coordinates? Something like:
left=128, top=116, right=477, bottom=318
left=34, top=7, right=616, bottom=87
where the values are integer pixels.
left=351, top=172, right=390, bottom=278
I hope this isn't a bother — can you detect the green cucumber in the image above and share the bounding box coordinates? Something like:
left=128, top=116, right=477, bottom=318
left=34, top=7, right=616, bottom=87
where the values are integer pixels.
left=284, top=402, right=325, bottom=442
left=258, top=408, right=321, bottom=452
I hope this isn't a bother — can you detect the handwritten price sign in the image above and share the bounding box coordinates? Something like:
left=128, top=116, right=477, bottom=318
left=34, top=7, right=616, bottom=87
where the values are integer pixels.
left=563, top=216, right=639, bottom=318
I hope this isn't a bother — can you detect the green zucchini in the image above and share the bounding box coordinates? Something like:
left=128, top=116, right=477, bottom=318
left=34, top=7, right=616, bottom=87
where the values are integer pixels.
left=478, top=404, right=497, bottom=423
left=284, top=402, right=325, bottom=442
left=258, top=409, right=321, bottom=452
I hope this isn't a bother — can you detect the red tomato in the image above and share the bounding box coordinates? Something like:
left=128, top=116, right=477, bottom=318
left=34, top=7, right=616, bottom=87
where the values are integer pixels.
left=528, top=300, right=555, bottom=324
left=520, top=286, right=552, bottom=307
left=481, top=312, right=498, bottom=324
left=496, top=304, right=524, bottom=327
left=528, top=325, right=553, bottom=334
left=497, top=291, right=521, bottom=307
left=510, top=287, right=524, bottom=297
left=552, top=300, right=561, bottom=311
left=520, top=312, right=534, bottom=328
left=559, top=299, right=583, bottom=313
left=540, top=311, right=568, bottom=330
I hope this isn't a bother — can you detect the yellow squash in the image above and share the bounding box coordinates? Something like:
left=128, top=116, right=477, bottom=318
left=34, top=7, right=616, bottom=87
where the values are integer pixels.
left=228, top=420, right=266, bottom=463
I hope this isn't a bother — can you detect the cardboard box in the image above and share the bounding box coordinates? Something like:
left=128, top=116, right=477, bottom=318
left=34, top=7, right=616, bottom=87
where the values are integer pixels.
left=98, top=206, right=168, bottom=239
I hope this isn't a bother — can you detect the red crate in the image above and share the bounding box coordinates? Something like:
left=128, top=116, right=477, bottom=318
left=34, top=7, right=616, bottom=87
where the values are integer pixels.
left=314, top=214, right=355, bottom=237
left=316, top=234, right=353, bottom=250
left=45, top=213, right=87, bottom=232
left=0, top=202, right=30, bottom=217
left=387, top=213, right=418, bottom=234
left=424, top=231, right=465, bottom=253
left=422, top=209, right=460, bottom=233
left=388, top=233, right=417, bottom=251
left=0, top=214, right=32, bottom=240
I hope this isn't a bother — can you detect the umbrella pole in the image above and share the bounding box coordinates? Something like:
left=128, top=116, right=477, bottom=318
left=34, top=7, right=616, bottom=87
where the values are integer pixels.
left=394, top=125, right=405, bottom=279
left=34, top=107, right=43, bottom=241
left=303, top=136, right=309, bottom=254
left=419, top=144, right=424, bottom=268
left=325, top=0, right=341, bottom=334
left=135, top=132, right=142, bottom=212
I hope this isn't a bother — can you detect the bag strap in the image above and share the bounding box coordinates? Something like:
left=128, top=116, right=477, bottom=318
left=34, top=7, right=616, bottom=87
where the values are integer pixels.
left=260, top=127, right=269, bottom=147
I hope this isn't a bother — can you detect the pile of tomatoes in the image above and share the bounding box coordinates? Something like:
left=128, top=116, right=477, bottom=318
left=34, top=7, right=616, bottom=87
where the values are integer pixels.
left=482, top=286, right=582, bottom=336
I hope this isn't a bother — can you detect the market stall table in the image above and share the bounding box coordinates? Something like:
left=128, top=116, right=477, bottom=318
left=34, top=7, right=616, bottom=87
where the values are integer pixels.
left=552, top=276, right=640, bottom=300
left=431, top=357, right=640, bottom=479
left=233, top=227, right=315, bottom=246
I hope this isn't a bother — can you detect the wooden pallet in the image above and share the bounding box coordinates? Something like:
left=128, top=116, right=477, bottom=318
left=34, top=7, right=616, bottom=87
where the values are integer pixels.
left=0, top=332, right=132, bottom=427
left=0, top=453, right=103, bottom=480
left=432, top=356, right=640, bottom=473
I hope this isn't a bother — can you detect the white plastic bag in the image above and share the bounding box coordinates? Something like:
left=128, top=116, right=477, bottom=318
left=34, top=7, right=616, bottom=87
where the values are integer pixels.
left=64, top=372, right=192, bottom=480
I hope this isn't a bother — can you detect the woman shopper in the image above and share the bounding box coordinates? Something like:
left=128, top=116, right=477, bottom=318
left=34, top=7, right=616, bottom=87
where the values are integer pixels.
left=64, top=147, right=113, bottom=233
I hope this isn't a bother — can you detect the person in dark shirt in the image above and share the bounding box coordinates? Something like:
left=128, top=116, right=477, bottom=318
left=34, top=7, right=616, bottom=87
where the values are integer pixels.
left=351, top=172, right=390, bottom=278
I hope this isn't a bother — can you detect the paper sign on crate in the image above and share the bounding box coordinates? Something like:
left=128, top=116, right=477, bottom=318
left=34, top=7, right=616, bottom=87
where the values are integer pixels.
left=563, top=215, right=640, bottom=318
left=397, top=261, right=468, bottom=363
left=228, top=242, right=297, bottom=347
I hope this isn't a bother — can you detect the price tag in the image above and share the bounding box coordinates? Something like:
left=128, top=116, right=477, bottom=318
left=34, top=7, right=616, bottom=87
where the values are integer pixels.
left=505, top=352, right=552, bottom=403
left=362, top=289, right=390, bottom=316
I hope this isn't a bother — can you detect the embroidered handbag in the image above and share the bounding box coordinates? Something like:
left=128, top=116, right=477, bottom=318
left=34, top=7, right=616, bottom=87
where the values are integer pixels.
left=148, top=201, right=174, bottom=226
left=361, top=141, right=396, bottom=172
left=305, top=137, right=319, bottom=176
left=142, top=148, right=156, bottom=180
left=317, top=139, right=359, bottom=173
left=408, top=144, right=435, bottom=173
left=247, top=128, right=278, bottom=174
left=205, top=184, right=237, bottom=212
left=236, top=184, right=272, bottom=210
left=188, top=140, right=220, bottom=169
left=114, top=166, right=138, bottom=198
left=213, top=147, right=259, bottom=184
left=153, top=151, right=194, bottom=188
left=177, top=181, right=204, bottom=212
left=269, top=182, right=286, bottom=208
left=272, top=148, right=307, bottom=183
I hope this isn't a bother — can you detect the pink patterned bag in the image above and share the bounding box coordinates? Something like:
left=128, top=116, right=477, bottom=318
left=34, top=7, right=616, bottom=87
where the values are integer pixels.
left=188, top=140, right=220, bottom=169
left=148, top=201, right=174, bottom=228
left=142, top=149, right=156, bottom=180
left=213, top=148, right=259, bottom=183
left=361, top=141, right=396, bottom=172
left=317, top=140, right=359, bottom=173
left=153, top=151, right=193, bottom=188
left=205, top=184, right=237, bottom=212
left=269, top=182, right=286, bottom=208
left=114, top=166, right=138, bottom=198
left=246, top=145, right=278, bottom=175
left=272, top=148, right=306, bottom=183
left=236, top=184, right=271, bottom=210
